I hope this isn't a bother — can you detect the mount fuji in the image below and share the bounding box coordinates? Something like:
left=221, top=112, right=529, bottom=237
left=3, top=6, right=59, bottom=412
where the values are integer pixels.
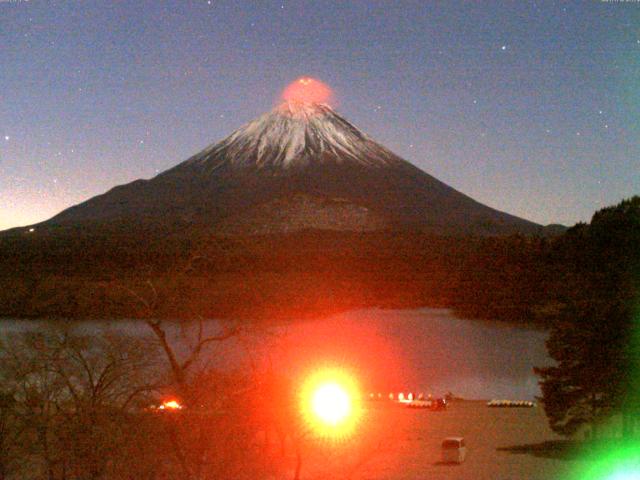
left=37, top=100, right=545, bottom=236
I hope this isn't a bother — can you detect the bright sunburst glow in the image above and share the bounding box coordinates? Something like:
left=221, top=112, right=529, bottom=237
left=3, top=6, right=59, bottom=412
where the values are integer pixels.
left=312, top=382, right=351, bottom=425
left=300, top=368, right=361, bottom=440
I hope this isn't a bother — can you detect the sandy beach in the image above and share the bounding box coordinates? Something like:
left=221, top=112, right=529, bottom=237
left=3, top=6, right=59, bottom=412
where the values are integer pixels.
left=293, top=400, right=581, bottom=480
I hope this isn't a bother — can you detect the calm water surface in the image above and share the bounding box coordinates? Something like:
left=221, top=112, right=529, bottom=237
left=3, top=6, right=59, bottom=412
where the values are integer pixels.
left=0, top=308, right=550, bottom=400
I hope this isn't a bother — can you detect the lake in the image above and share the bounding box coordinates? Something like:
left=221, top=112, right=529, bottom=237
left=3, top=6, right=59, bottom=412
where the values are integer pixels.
left=0, top=308, right=550, bottom=400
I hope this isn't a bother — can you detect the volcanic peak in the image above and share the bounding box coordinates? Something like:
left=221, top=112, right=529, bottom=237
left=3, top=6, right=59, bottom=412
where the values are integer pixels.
left=183, top=101, right=400, bottom=172
left=31, top=95, right=546, bottom=237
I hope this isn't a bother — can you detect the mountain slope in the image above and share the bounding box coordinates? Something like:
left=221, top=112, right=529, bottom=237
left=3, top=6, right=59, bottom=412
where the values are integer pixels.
left=40, top=101, right=543, bottom=236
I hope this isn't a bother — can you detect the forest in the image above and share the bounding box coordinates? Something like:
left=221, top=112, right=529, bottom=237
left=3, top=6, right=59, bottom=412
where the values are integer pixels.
left=0, top=223, right=567, bottom=326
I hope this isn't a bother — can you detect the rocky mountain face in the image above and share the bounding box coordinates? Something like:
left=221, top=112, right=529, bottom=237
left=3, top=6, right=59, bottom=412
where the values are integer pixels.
left=38, top=101, right=544, bottom=236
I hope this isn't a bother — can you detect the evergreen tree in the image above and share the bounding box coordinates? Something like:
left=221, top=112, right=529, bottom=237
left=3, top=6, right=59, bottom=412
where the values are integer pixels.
left=535, top=196, right=640, bottom=437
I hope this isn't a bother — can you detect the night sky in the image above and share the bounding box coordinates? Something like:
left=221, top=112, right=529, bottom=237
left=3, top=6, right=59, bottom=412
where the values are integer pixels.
left=1, top=1, right=638, bottom=231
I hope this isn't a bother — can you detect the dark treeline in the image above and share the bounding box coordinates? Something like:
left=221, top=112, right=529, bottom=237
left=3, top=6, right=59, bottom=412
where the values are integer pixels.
left=534, top=196, right=640, bottom=439
left=0, top=226, right=567, bottom=325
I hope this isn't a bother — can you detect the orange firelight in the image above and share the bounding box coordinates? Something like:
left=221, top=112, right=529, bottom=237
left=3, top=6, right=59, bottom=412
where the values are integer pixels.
left=281, top=77, right=333, bottom=105
left=300, top=368, right=361, bottom=440
left=159, top=399, right=183, bottom=410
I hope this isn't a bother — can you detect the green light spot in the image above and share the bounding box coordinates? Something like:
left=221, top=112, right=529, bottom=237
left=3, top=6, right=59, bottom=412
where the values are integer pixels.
left=574, top=440, right=640, bottom=480
left=607, top=468, right=640, bottom=480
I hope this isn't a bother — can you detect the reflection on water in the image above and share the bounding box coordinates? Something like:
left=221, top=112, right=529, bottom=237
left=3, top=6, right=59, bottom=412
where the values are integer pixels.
left=0, top=308, right=549, bottom=400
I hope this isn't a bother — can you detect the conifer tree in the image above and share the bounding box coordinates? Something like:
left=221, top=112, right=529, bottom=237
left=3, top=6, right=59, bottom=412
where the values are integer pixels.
left=535, top=197, right=640, bottom=437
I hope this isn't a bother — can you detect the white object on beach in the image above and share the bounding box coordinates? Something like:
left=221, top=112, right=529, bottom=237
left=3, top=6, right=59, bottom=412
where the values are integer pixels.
left=441, top=437, right=466, bottom=464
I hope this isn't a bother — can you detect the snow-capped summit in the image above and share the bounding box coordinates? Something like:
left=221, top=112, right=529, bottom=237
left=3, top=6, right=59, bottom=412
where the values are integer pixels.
left=35, top=99, right=545, bottom=236
left=182, top=101, right=400, bottom=172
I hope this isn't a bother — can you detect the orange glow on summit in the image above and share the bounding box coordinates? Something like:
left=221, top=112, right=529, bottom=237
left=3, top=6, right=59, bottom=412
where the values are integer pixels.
left=281, top=77, right=333, bottom=105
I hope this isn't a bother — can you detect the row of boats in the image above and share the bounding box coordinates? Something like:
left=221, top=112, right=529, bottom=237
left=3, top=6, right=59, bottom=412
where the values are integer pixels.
left=367, top=393, right=535, bottom=409
left=486, top=399, right=536, bottom=408
left=367, top=392, right=448, bottom=410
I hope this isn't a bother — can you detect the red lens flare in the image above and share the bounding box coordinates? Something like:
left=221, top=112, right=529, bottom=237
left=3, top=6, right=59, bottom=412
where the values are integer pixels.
left=281, top=77, right=333, bottom=105
left=300, top=367, right=361, bottom=440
